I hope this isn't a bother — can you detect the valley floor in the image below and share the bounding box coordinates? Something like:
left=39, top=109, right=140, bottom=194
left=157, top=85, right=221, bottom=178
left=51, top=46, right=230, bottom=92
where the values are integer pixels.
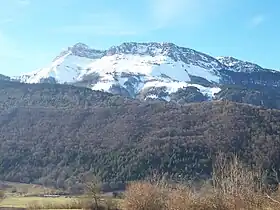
left=0, top=196, right=76, bottom=208
left=2, top=156, right=280, bottom=210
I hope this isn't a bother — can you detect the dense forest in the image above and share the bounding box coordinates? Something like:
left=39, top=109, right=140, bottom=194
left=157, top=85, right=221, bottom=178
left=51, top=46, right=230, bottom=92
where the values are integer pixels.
left=1, top=81, right=280, bottom=192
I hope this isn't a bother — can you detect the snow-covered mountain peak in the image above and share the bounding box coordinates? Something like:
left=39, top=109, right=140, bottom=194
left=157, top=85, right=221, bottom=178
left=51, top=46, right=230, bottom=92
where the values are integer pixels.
left=216, top=56, right=271, bottom=73
left=105, top=42, right=224, bottom=74
left=106, top=42, right=177, bottom=56
left=72, top=42, right=90, bottom=50
left=69, top=43, right=105, bottom=59
left=54, top=42, right=105, bottom=61
left=10, top=41, right=280, bottom=105
left=18, top=41, right=280, bottom=101
left=106, top=42, right=198, bottom=58
left=52, top=41, right=223, bottom=72
left=16, top=41, right=226, bottom=100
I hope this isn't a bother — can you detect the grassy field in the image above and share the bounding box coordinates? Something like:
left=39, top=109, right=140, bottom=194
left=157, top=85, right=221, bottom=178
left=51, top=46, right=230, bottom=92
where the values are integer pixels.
left=0, top=181, right=81, bottom=209
left=0, top=181, right=58, bottom=196
left=0, top=196, right=77, bottom=208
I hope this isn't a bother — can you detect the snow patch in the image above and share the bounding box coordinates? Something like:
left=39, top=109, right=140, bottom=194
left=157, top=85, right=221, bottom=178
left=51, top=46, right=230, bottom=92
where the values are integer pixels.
left=91, top=81, right=115, bottom=92
left=146, top=94, right=158, bottom=99
left=185, top=64, right=219, bottom=83
left=185, top=84, right=221, bottom=98
left=143, top=80, right=187, bottom=94
left=21, top=53, right=94, bottom=84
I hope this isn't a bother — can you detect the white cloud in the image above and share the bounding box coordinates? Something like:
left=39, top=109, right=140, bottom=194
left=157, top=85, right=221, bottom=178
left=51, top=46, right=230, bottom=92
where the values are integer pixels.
left=149, top=0, right=232, bottom=28
left=57, top=25, right=138, bottom=36
left=18, top=0, right=31, bottom=6
left=54, top=1, right=232, bottom=37
left=150, top=0, right=198, bottom=28
left=249, top=15, right=265, bottom=28
left=54, top=12, right=149, bottom=36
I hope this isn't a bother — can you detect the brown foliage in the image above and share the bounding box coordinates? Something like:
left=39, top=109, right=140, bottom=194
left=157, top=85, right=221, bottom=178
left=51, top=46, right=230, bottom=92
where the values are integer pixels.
left=123, top=182, right=167, bottom=210
left=1, top=82, right=280, bottom=188
left=123, top=155, right=280, bottom=210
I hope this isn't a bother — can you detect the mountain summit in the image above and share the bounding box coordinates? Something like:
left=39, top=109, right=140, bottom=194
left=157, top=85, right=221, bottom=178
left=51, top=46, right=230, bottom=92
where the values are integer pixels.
left=15, top=42, right=280, bottom=102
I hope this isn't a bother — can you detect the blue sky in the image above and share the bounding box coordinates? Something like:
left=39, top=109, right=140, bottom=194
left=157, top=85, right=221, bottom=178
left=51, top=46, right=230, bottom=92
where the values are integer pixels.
left=0, top=0, right=279, bottom=76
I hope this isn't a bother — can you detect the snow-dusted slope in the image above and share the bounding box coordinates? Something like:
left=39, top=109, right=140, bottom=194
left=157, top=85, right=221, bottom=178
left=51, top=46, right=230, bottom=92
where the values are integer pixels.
left=16, top=42, right=225, bottom=100
left=216, top=56, right=275, bottom=73
left=19, top=53, right=94, bottom=84
left=16, top=42, right=280, bottom=101
left=18, top=42, right=280, bottom=102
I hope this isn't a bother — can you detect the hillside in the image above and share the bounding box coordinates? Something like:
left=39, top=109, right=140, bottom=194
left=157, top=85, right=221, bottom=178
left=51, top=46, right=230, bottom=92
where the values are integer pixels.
left=0, top=81, right=280, bottom=191
left=9, top=42, right=280, bottom=110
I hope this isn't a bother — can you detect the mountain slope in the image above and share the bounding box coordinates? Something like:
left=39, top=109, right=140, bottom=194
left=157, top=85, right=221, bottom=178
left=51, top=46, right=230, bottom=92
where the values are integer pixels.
left=1, top=81, right=280, bottom=189
left=217, top=56, right=278, bottom=73
left=15, top=42, right=227, bottom=100
left=0, top=74, right=10, bottom=81
left=13, top=42, right=280, bottom=108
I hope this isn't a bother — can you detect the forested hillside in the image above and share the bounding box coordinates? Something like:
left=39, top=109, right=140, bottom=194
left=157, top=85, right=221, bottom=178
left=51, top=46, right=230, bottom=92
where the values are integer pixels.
left=1, top=81, right=280, bottom=191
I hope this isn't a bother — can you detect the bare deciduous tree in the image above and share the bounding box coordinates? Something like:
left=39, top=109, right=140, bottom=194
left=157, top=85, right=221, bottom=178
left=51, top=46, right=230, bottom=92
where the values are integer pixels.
left=84, top=175, right=102, bottom=209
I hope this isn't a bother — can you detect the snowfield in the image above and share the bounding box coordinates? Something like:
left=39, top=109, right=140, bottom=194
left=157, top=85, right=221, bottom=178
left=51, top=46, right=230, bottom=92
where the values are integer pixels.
left=15, top=42, right=231, bottom=100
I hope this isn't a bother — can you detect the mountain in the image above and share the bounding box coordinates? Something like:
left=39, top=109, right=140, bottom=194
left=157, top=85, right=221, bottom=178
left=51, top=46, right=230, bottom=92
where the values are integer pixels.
left=0, top=74, right=10, bottom=81
left=12, top=42, right=280, bottom=109
left=13, top=42, right=225, bottom=100
left=216, top=56, right=276, bottom=73
left=0, top=81, right=280, bottom=189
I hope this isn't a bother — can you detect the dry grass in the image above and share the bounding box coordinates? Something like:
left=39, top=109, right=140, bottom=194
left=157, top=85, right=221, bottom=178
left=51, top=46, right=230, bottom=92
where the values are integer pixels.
left=122, top=153, right=280, bottom=210
left=0, top=181, right=57, bottom=196
left=0, top=196, right=75, bottom=208
left=26, top=198, right=82, bottom=209
left=26, top=197, right=119, bottom=210
left=0, top=194, right=119, bottom=210
left=3, top=153, right=280, bottom=210
left=122, top=181, right=167, bottom=210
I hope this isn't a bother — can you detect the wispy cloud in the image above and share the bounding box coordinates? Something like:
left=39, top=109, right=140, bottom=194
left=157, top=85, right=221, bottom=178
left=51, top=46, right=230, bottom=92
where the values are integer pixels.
left=149, top=0, right=231, bottom=29
left=150, top=0, right=199, bottom=28
left=57, top=25, right=138, bottom=36
left=249, top=15, right=265, bottom=28
left=17, top=0, right=31, bottom=6
left=54, top=0, right=232, bottom=37
left=54, top=12, right=150, bottom=37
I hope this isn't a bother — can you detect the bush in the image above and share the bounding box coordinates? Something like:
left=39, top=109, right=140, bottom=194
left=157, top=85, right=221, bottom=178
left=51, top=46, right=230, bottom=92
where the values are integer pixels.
left=122, top=154, right=280, bottom=210
left=122, top=182, right=167, bottom=210
left=11, top=188, right=17, bottom=193
left=112, top=191, right=124, bottom=199
left=0, top=190, right=5, bottom=202
left=80, top=198, right=119, bottom=210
